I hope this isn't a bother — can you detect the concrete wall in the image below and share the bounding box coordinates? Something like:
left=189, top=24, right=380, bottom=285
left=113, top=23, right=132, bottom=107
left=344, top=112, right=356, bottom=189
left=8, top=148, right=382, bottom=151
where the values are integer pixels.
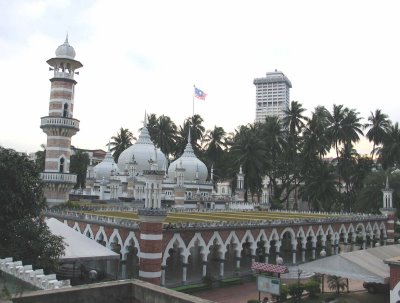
left=12, top=279, right=215, bottom=303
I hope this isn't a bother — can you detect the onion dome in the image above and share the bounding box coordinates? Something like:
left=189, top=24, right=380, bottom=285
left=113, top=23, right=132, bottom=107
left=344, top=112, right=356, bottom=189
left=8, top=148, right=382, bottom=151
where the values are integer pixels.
left=117, top=114, right=166, bottom=172
left=93, top=146, right=119, bottom=180
left=55, top=34, right=76, bottom=59
left=169, top=130, right=208, bottom=181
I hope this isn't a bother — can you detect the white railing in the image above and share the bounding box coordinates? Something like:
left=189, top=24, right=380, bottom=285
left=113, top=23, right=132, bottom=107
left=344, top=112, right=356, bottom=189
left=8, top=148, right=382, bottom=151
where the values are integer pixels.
left=0, top=258, right=70, bottom=290
left=41, top=172, right=77, bottom=183
left=41, top=116, right=80, bottom=129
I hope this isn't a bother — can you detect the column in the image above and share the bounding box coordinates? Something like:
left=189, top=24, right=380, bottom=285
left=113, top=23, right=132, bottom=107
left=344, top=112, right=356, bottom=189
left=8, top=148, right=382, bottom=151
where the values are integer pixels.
left=219, top=259, right=225, bottom=278
left=292, top=243, right=297, bottom=265
left=161, top=266, right=166, bottom=286
left=182, top=263, right=188, bottom=284
left=202, top=261, right=208, bottom=277
left=311, top=239, right=317, bottom=260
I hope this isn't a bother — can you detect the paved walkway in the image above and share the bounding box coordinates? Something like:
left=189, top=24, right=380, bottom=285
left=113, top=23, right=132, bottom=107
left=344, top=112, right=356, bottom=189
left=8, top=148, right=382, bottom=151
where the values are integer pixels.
left=194, top=279, right=388, bottom=303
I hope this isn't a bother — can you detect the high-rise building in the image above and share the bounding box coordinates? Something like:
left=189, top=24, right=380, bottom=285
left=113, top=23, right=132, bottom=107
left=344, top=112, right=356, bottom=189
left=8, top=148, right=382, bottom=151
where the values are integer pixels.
left=254, top=70, right=292, bottom=122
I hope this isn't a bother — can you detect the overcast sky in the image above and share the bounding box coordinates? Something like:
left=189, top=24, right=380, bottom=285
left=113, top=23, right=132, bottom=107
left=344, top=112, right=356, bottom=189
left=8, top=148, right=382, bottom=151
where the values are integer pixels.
left=1, top=0, right=399, bottom=155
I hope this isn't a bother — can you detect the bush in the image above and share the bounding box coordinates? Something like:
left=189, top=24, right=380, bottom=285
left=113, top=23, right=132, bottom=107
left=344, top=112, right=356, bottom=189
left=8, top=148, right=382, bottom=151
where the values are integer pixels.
left=288, top=283, right=304, bottom=300
left=274, top=283, right=288, bottom=301
left=304, top=279, right=321, bottom=297
left=247, top=300, right=259, bottom=303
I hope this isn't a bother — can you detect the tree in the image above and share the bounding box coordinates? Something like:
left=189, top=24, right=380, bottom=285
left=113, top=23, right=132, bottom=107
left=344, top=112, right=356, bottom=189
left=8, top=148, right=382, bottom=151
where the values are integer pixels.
left=364, top=109, right=391, bottom=160
left=327, top=275, right=347, bottom=294
left=379, top=122, right=400, bottom=169
left=70, top=149, right=90, bottom=189
left=0, top=147, right=64, bottom=272
left=231, top=124, right=266, bottom=201
left=300, top=161, right=338, bottom=211
left=203, top=126, right=227, bottom=166
left=302, top=106, right=331, bottom=162
left=109, top=127, right=136, bottom=162
left=34, top=143, right=46, bottom=171
left=153, top=115, right=178, bottom=161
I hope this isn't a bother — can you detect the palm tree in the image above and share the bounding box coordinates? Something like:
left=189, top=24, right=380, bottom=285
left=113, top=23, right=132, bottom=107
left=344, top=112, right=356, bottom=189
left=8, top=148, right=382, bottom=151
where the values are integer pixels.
left=379, top=122, right=400, bottom=169
left=146, top=113, right=158, bottom=141
left=327, top=105, right=363, bottom=198
left=231, top=124, right=266, bottom=201
left=175, top=115, right=206, bottom=157
left=109, top=127, right=136, bottom=162
left=300, top=161, right=338, bottom=211
left=302, top=106, right=331, bottom=162
left=364, top=109, right=391, bottom=160
left=283, top=101, right=308, bottom=137
left=282, top=101, right=308, bottom=208
left=203, top=126, right=227, bottom=166
left=70, top=149, right=90, bottom=189
left=327, top=275, right=347, bottom=294
left=153, top=115, right=178, bottom=161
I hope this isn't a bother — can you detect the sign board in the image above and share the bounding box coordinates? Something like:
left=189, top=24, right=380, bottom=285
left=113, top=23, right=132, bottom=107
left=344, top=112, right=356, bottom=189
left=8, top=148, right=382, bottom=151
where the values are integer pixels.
left=257, top=275, right=281, bottom=295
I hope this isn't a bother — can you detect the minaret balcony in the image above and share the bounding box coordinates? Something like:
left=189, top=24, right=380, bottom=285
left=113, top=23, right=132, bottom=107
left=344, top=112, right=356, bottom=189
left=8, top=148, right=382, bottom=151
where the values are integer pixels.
left=53, top=71, right=75, bottom=80
left=40, top=172, right=77, bottom=184
left=41, top=116, right=80, bottom=136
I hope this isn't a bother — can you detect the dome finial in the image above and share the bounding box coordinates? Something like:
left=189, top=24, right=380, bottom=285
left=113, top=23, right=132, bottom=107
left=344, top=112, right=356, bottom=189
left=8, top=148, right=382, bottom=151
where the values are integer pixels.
left=65, top=32, right=69, bottom=44
left=188, top=128, right=191, bottom=144
left=386, top=175, right=390, bottom=189
left=143, top=110, right=147, bottom=128
left=107, top=139, right=111, bottom=152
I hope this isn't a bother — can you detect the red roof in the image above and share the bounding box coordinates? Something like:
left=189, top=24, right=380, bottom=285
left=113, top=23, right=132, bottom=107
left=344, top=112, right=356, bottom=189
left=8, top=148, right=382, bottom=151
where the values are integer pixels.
left=251, top=262, right=289, bottom=274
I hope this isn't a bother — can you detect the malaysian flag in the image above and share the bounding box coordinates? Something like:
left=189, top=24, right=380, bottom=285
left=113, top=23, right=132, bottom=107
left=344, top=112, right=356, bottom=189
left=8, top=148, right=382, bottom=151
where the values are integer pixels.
left=194, top=86, right=207, bottom=100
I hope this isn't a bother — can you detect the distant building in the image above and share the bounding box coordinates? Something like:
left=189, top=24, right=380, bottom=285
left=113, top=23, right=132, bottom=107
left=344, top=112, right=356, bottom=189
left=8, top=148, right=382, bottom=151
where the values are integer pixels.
left=254, top=70, right=292, bottom=122
left=71, top=146, right=106, bottom=166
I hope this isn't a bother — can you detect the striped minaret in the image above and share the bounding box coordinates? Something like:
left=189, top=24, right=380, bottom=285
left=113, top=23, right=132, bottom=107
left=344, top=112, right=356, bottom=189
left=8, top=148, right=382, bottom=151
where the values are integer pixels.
left=40, top=35, right=82, bottom=206
left=138, top=136, right=166, bottom=285
left=380, top=176, right=396, bottom=244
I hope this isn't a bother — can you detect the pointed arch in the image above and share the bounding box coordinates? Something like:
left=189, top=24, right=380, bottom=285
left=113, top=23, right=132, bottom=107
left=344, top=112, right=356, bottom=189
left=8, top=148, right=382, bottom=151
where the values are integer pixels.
left=83, top=224, right=94, bottom=239
left=325, top=225, right=334, bottom=237
left=296, top=227, right=306, bottom=240
left=122, top=231, right=140, bottom=258
left=108, top=229, right=123, bottom=250
left=255, top=230, right=269, bottom=244
left=95, top=226, right=108, bottom=246
left=162, top=233, right=187, bottom=266
left=72, top=222, right=81, bottom=233
left=187, top=232, right=207, bottom=257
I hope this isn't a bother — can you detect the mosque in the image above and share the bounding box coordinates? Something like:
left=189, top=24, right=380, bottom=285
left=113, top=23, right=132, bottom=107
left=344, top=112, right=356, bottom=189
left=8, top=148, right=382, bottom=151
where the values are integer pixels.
left=40, top=36, right=267, bottom=210
left=84, top=118, right=249, bottom=209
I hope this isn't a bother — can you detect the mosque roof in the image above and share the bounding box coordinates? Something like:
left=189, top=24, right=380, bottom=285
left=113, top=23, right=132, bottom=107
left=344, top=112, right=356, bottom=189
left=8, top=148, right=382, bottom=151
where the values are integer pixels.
left=117, top=114, right=166, bottom=173
left=55, top=35, right=76, bottom=59
left=93, top=145, right=119, bottom=180
left=169, top=130, right=208, bottom=182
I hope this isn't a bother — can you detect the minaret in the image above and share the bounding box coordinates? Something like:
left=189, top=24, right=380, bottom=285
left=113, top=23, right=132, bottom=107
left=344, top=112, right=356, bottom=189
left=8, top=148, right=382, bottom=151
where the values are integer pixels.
left=235, top=165, right=245, bottom=202
left=40, top=36, right=82, bottom=206
left=380, top=176, right=396, bottom=244
left=174, top=159, right=186, bottom=207
left=138, top=132, right=166, bottom=284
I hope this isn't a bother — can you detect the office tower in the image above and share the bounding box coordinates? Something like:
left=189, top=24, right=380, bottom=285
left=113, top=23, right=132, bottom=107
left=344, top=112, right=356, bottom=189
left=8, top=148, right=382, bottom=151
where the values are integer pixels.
left=254, top=70, right=292, bottom=122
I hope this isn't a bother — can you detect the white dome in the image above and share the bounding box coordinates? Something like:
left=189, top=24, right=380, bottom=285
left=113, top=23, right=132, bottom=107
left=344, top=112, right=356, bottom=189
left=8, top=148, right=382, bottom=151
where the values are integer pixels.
left=117, top=125, right=166, bottom=172
left=55, top=35, right=76, bottom=59
left=93, top=150, right=119, bottom=180
left=169, top=140, right=208, bottom=182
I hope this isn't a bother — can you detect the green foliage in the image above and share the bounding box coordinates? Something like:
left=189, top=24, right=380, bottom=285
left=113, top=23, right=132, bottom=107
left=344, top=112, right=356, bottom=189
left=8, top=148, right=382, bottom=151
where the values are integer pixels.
left=288, top=283, right=304, bottom=300
left=70, top=149, right=90, bottom=189
left=327, top=275, right=347, bottom=294
left=247, top=300, right=259, bottom=303
left=109, top=127, right=135, bottom=162
left=221, top=277, right=242, bottom=286
left=0, top=147, right=65, bottom=272
left=172, top=283, right=209, bottom=293
left=304, top=279, right=321, bottom=298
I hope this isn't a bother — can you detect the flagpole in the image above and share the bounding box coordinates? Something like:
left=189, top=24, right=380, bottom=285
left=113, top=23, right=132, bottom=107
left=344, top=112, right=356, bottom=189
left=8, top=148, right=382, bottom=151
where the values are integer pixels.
left=192, top=85, right=195, bottom=118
